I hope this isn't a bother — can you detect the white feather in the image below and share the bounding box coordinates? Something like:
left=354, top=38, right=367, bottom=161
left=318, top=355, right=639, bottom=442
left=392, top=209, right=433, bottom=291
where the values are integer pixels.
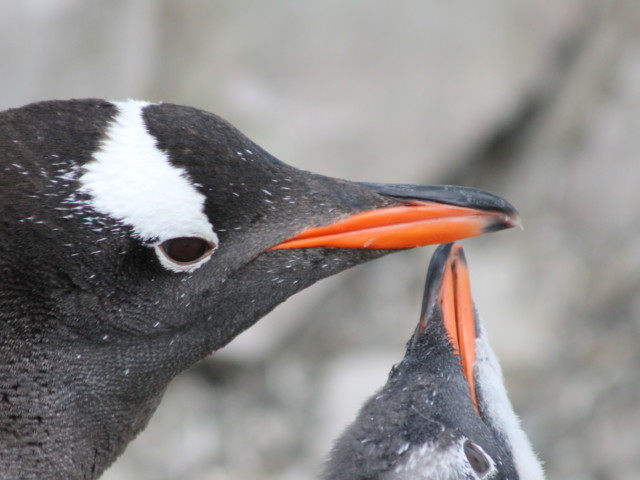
left=474, top=319, right=546, bottom=480
left=385, top=438, right=494, bottom=480
left=79, top=100, right=218, bottom=272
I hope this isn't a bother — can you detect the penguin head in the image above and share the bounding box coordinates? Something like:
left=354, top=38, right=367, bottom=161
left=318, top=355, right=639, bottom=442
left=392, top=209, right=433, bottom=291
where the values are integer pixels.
left=2, top=100, right=387, bottom=356
left=323, top=244, right=544, bottom=480
left=0, top=99, right=520, bottom=477
left=1, top=99, right=520, bottom=364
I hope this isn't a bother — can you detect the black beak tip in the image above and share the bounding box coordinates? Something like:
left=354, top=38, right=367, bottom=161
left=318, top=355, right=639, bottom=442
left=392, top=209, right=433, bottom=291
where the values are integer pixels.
left=357, top=182, right=521, bottom=226
left=418, top=242, right=455, bottom=323
left=482, top=211, right=522, bottom=233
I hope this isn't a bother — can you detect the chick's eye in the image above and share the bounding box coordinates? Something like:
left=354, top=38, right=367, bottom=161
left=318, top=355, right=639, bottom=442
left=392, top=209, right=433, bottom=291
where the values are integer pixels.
left=160, top=237, right=216, bottom=264
left=463, top=440, right=491, bottom=476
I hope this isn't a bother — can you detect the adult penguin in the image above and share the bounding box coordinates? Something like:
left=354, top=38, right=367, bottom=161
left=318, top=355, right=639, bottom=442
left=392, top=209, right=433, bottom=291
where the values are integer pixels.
left=0, top=99, right=519, bottom=479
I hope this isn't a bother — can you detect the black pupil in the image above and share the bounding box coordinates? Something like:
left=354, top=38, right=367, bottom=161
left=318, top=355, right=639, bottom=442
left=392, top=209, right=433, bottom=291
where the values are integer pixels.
left=463, top=440, right=490, bottom=475
left=162, top=237, right=210, bottom=263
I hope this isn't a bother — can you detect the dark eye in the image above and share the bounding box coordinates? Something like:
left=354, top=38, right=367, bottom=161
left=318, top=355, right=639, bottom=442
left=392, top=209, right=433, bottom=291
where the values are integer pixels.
left=159, top=237, right=216, bottom=264
left=463, top=440, right=491, bottom=476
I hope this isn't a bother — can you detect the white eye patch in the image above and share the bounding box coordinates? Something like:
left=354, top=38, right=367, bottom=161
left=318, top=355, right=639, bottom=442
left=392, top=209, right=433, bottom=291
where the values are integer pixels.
left=386, top=437, right=496, bottom=480
left=79, top=100, right=218, bottom=272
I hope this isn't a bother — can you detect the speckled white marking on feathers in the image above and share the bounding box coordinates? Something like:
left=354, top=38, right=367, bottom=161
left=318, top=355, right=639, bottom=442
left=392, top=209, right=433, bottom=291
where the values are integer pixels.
left=78, top=100, right=217, bottom=246
left=474, top=319, right=545, bottom=480
left=384, top=438, right=494, bottom=480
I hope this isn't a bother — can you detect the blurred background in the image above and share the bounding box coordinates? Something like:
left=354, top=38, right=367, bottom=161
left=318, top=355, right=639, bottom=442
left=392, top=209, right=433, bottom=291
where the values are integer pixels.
left=1, top=1, right=639, bottom=479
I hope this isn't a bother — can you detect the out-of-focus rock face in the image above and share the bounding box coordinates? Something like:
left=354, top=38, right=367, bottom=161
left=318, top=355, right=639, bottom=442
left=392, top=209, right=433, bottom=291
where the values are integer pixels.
left=2, top=1, right=638, bottom=479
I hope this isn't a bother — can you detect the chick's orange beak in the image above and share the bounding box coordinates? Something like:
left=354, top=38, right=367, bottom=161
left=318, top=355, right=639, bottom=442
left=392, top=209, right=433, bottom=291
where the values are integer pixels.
left=438, top=244, right=479, bottom=413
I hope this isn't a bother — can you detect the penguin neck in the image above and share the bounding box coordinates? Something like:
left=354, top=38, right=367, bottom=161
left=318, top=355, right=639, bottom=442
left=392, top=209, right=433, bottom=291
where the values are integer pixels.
left=0, top=314, right=174, bottom=479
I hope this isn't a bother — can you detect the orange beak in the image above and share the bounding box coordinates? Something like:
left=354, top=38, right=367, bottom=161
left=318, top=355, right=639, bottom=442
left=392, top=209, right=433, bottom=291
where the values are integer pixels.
left=416, top=243, right=478, bottom=413
left=271, top=199, right=520, bottom=250
left=437, top=244, right=478, bottom=413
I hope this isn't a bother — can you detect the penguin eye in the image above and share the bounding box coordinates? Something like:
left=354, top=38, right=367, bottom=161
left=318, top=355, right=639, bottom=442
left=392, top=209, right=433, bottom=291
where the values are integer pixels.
left=463, top=440, right=492, bottom=477
left=159, top=237, right=216, bottom=265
